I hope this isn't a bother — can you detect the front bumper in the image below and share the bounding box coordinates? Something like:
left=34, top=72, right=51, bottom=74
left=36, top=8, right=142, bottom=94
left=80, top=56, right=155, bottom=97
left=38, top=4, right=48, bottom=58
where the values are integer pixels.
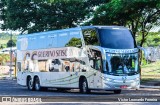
left=103, top=80, right=140, bottom=90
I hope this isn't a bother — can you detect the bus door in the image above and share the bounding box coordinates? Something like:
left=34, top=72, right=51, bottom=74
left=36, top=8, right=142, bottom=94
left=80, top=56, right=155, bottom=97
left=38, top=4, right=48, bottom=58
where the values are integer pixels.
left=89, top=49, right=103, bottom=89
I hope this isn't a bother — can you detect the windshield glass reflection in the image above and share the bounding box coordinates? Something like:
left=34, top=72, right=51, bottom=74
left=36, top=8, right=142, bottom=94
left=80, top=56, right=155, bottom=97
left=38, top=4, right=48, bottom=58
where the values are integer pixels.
left=105, top=53, right=139, bottom=76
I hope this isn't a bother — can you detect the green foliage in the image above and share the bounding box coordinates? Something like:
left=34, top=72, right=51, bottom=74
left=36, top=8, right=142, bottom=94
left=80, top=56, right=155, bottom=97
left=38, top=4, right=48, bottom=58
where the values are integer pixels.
left=0, top=33, right=17, bottom=48
left=0, top=33, right=17, bottom=39
left=136, top=32, right=160, bottom=47
left=0, top=0, right=159, bottom=49
left=0, top=54, right=10, bottom=65
left=141, top=61, right=160, bottom=76
left=65, top=38, right=81, bottom=47
left=0, top=0, right=108, bottom=34
left=90, top=0, right=160, bottom=46
left=82, top=29, right=99, bottom=45
left=7, top=39, right=16, bottom=47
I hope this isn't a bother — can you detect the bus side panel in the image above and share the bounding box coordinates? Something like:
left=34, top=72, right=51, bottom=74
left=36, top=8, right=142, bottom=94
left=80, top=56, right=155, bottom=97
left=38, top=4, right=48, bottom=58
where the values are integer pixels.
left=17, top=71, right=27, bottom=86
left=87, top=69, right=96, bottom=89
left=57, top=72, right=71, bottom=88
left=40, top=72, right=63, bottom=88
left=70, top=72, right=79, bottom=88
left=39, top=72, right=51, bottom=87
left=93, top=71, right=103, bottom=88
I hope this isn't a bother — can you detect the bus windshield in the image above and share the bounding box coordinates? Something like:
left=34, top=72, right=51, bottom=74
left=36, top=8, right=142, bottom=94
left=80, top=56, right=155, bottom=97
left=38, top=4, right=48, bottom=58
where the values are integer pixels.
left=105, top=53, right=139, bottom=76
left=98, top=28, right=136, bottom=49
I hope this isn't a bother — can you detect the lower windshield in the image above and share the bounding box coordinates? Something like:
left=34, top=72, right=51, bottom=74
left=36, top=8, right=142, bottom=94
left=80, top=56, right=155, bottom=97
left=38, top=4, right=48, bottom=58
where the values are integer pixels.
left=105, top=53, right=139, bottom=76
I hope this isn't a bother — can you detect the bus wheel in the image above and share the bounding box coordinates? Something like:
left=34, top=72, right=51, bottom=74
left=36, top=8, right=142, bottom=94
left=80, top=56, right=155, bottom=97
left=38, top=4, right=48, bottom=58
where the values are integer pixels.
left=27, top=77, right=34, bottom=91
left=114, top=90, right=121, bottom=94
left=34, top=77, right=41, bottom=91
left=80, top=78, right=90, bottom=94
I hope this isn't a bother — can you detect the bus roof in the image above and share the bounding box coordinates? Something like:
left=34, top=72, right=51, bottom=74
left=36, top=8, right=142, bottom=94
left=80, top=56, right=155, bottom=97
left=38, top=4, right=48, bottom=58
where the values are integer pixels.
left=18, top=26, right=127, bottom=38
left=18, top=27, right=81, bottom=38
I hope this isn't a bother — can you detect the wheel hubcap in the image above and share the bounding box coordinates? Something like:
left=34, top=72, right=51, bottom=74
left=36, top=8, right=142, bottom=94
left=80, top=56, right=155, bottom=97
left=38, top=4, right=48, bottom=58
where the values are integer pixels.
left=82, top=81, right=87, bottom=93
left=35, top=82, right=40, bottom=90
left=29, top=80, right=33, bottom=89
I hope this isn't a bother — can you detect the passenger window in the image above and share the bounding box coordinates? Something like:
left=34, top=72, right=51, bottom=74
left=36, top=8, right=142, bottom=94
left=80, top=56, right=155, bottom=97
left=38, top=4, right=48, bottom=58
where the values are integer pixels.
left=88, top=49, right=102, bottom=72
left=65, top=31, right=82, bottom=48
left=82, top=28, right=99, bottom=45
left=38, top=60, right=47, bottom=72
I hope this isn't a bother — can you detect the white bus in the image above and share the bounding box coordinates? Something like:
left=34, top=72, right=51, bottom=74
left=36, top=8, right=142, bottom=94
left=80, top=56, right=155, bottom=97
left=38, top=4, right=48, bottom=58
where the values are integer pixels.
left=17, top=26, right=143, bottom=94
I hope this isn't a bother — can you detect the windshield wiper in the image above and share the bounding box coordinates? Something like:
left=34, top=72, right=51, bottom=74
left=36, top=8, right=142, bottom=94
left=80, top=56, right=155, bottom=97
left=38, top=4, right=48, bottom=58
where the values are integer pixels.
left=127, top=71, right=138, bottom=75
left=113, top=74, right=120, bottom=76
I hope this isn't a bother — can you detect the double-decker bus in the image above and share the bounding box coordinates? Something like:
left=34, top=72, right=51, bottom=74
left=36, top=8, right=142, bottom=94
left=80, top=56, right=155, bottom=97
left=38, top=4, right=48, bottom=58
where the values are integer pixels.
left=17, top=26, right=142, bottom=94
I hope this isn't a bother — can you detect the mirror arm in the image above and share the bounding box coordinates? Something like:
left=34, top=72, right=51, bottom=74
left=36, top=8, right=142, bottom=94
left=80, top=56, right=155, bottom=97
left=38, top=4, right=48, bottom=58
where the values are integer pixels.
left=137, top=46, right=148, bottom=59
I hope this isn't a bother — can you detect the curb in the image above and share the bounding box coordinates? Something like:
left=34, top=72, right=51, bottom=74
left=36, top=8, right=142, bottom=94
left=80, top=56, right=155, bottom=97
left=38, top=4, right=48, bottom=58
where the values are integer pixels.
left=0, top=77, right=17, bottom=80
left=140, top=85, right=160, bottom=89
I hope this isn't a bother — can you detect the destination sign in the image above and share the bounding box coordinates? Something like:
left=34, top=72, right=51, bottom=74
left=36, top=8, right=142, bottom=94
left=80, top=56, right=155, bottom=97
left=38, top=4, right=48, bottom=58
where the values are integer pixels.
left=22, top=47, right=83, bottom=60
left=105, top=48, right=138, bottom=53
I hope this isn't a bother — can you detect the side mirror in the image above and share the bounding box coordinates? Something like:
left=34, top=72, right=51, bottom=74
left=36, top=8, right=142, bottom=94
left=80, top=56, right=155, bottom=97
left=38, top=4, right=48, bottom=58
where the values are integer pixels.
left=137, top=46, right=148, bottom=59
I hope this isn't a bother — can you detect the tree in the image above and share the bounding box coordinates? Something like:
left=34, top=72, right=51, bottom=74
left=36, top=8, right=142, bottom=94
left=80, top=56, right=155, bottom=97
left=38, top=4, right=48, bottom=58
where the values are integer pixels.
left=0, top=45, right=4, bottom=49
left=88, top=0, right=160, bottom=76
left=65, top=38, right=82, bottom=47
left=137, top=32, right=160, bottom=47
left=0, top=54, right=9, bottom=65
left=90, top=0, right=160, bottom=47
left=7, top=39, right=16, bottom=47
left=0, top=0, right=108, bottom=34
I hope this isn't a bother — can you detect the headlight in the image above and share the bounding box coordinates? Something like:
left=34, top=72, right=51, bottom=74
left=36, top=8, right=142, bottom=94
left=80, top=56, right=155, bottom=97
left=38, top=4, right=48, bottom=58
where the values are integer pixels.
left=135, top=77, right=139, bottom=81
left=106, top=78, right=114, bottom=82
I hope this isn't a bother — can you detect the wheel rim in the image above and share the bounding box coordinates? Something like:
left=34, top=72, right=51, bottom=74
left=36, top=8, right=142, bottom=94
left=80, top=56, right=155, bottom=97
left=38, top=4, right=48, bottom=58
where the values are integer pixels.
left=35, top=80, right=40, bottom=90
left=82, top=81, right=87, bottom=93
left=29, top=79, right=33, bottom=89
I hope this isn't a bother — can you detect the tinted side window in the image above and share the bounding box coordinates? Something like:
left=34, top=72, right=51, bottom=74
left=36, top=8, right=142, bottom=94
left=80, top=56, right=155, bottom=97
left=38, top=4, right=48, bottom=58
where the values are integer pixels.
left=65, top=31, right=82, bottom=48
left=82, top=28, right=99, bottom=45
left=88, top=49, right=102, bottom=72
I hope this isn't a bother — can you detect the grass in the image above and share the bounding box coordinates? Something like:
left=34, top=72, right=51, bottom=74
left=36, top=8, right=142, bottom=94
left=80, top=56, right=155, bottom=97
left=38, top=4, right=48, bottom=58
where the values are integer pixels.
left=0, top=35, right=17, bottom=47
left=141, top=61, right=160, bottom=83
left=140, top=78, right=159, bottom=84
left=141, top=61, right=160, bottom=76
left=0, top=40, right=8, bottom=44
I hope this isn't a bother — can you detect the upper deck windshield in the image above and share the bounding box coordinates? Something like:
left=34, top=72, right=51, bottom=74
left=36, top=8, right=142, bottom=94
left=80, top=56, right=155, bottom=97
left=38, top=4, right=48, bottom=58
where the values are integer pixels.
left=98, top=28, right=136, bottom=49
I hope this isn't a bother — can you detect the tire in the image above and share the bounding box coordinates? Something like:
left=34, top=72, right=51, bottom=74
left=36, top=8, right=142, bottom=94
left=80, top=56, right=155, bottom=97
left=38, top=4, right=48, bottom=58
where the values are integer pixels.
left=114, top=90, right=121, bottom=94
left=79, top=78, right=90, bottom=94
left=27, top=77, right=34, bottom=91
left=34, top=77, right=48, bottom=91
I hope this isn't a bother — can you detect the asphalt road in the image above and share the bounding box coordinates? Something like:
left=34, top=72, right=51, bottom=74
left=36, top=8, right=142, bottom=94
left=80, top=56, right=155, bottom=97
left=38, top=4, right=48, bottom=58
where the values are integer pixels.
left=0, top=79, right=159, bottom=104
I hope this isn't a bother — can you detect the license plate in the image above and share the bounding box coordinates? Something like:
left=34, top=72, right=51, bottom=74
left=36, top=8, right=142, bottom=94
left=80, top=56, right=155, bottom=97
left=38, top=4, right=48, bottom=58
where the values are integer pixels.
left=120, top=85, right=127, bottom=89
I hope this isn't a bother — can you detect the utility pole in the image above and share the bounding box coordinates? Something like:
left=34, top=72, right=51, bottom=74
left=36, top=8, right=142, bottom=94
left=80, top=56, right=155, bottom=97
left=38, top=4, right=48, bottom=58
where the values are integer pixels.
left=9, top=31, right=13, bottom=79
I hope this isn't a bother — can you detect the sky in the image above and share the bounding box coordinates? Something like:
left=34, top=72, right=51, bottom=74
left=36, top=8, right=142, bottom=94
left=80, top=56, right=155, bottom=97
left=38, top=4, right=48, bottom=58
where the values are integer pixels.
left=150, top=26, right=160, bottom=32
